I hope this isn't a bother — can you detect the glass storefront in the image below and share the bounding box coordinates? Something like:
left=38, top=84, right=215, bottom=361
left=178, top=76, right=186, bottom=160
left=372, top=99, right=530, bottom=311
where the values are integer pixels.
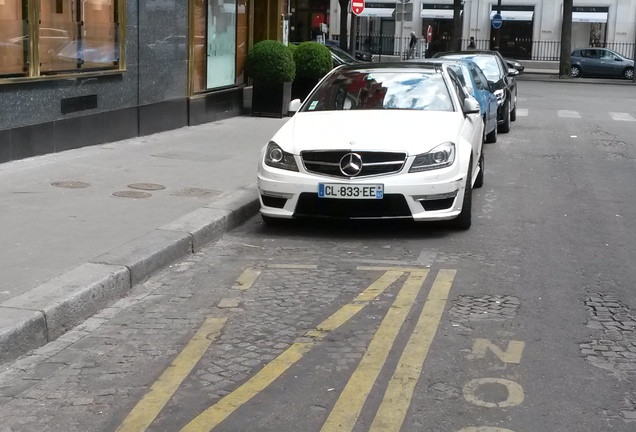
left=1, top=0, right=122, bottom=80
left=0, top=0, right=27, bottom=77
left=572, top=6, right=608, bottom=49
left=192, top=0, right=247, bottom=93
left=489, top=5, right=534, bottom=60
left=421, top=3, right=463, bottom=57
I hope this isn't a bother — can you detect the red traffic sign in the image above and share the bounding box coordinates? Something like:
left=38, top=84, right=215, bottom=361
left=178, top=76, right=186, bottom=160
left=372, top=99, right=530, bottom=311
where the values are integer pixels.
left=352, top=0, right=365, bottom=15
left=427, top=25, right=433, bottom=42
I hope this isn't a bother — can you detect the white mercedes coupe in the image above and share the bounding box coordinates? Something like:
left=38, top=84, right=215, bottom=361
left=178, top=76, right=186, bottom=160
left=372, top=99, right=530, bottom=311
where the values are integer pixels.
left=257, top=62, right=484, bottom=229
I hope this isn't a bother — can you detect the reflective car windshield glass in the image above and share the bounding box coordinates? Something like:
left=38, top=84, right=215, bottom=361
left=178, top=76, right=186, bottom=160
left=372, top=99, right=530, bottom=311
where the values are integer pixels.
left=467, top=56, right=501, bottom=81
left=301, top=70, right=453, bottom=112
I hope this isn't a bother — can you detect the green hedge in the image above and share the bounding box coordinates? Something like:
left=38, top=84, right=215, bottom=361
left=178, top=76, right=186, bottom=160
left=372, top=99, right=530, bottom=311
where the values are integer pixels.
left=246, top=40, right=296, bottom=83
left=293, top=42, right=333, bottom=80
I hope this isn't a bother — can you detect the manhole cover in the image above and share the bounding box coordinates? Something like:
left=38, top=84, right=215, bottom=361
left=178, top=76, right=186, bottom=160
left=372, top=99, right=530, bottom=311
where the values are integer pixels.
left=51, top=181, right=90, bottom=189
left=113, top=191, right=152, bottom=198
left=171, top=187, right=221, bottom=198
left=127, top=183, right=166, bottom=191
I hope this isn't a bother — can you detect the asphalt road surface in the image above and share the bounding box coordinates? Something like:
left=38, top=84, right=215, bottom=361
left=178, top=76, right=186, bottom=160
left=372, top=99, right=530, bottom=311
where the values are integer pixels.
left=1, top=80, right=636, bottom=432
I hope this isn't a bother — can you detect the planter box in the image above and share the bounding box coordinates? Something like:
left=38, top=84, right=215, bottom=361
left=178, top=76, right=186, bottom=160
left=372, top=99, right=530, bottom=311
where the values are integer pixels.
left=292, top=77, right=319, bottom=101
left=251, top=80, right=292, bottom=118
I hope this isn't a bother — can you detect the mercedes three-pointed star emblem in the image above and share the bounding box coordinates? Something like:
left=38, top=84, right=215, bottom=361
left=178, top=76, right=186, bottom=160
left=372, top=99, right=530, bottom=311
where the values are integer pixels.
left=339, top=153, right=363, bottom=177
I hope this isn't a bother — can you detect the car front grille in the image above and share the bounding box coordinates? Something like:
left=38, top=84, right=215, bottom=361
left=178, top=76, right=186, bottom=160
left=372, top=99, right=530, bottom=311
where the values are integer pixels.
left=294, top=193, right=412, bottom=219
left=301, top=150, right=406, bottom=178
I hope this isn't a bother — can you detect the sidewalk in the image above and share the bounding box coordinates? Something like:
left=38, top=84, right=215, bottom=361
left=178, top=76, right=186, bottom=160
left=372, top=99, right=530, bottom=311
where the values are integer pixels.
left=0, top=116, right=286, bottom=366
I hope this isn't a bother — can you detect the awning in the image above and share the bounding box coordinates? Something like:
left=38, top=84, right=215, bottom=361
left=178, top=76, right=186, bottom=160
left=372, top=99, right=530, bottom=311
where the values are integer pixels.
left=572, top=12, right=608, bottom=23
left=490, top=10, right=534, bottom=21
left=358, top=8, right=394, bottom=18
left=420, top=9, right=453, bottom=19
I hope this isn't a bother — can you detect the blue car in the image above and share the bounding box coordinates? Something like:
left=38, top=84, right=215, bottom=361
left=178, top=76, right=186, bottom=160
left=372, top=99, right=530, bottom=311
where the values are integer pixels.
left=408, top=59, right=499, bottom=143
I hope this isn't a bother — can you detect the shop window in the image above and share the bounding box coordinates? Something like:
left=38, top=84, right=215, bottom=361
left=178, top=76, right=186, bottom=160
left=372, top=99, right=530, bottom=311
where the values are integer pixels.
left=191, top=0, right=245, bottom=94
left=0, top=0, right=123, bottom=81
left=0, top=0, right=27, bottom=77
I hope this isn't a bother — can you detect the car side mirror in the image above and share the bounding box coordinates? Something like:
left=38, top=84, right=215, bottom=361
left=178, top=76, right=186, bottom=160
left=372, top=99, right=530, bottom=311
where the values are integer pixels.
left=463, top=97, right=480, bottom=115
left=288, top=99, right=302, bottom=113
left=507, top=68, right=519, bottom=77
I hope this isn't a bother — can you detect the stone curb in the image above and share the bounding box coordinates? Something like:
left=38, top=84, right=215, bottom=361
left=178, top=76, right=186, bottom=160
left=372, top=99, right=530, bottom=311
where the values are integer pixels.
left=0, top=187, right=260, bottom=366
left=518, top=72, right=635, bottom=85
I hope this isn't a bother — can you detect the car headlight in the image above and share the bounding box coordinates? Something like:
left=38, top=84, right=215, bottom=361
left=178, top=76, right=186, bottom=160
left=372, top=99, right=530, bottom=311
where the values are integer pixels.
left=264, top=141, right=299, bottom=172
left=409, top=142, right=455, bottom=173
left=494, top=89, right=505, bottom=105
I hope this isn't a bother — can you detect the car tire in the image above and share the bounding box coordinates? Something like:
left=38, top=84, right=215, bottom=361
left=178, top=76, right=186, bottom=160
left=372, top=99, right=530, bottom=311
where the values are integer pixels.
left=498, top=100, right=511, bottom=134
left=485, top=123, right=497, bottom=143
left=624, top=67, right=634, bottom=80
left=510, top=95, right=517, bottom=122
left=452, top=158, right=472, bottom=230
left=261, top=214, right=286, bottom=226
left=571, top=65, right=581, bottom=78
left=474, top=151, right=484, bottom=189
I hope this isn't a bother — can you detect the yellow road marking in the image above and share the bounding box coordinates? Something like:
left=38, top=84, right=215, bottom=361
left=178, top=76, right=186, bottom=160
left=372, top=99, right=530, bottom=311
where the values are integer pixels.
left=470, top=339, right=525, bottom=364
left=357, top=266, right=430, bottom=272
left=232, top=267, right=262, bottom=291
left=369, top=269, right=456, bottom=432
left=180, top=270, right=403, bottom=432
left=320, top=271, right=429, bottom=432
left=116, top=317, right=227, bottom=432
left=267, top=264, right=318, bottom=269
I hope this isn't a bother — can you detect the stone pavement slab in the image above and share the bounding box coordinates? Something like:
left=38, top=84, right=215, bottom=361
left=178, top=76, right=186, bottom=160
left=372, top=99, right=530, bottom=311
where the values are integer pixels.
left=0, top=116, right=286, bottom=365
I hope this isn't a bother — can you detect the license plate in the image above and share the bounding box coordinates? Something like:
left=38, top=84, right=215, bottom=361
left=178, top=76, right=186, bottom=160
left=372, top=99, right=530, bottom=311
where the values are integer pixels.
left=318, top=183, right=384, bottom=199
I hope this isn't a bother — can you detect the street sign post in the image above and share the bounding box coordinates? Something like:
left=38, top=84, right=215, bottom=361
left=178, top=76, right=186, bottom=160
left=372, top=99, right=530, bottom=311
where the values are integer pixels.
left=492, top=13, right=503, bottom=29
left=352, top=0, right=365, bottom=16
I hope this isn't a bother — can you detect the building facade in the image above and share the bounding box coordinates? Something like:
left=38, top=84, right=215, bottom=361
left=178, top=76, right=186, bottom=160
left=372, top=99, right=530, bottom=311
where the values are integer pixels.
left=0, top=0, right=287, bottom=163
left=326, top=0, right=636, bottom=58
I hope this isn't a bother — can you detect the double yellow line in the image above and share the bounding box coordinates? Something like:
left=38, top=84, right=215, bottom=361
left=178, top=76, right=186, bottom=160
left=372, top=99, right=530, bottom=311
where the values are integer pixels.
left=117, top=267, right=455, bottom=432
left=321, top=269, right=455, bottom=432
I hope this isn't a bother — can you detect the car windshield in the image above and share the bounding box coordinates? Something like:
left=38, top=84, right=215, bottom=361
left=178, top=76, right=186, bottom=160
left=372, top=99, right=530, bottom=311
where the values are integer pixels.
left=301, top=70, right=454, bottom=112
left=443, top=55, right=500, bottom=81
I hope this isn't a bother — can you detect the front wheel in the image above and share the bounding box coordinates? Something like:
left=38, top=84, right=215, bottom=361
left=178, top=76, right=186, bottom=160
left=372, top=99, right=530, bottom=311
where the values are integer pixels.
left=485, top=124, right=497, bottom=143
left=498, top=100, right=511, bottom=134
left=571, top=65, right=581, bottom=78
left=510, top=94, right=517, bottom=122
left=624, top=67, right=634, bottom=80
left=452, top=159, right=473, bottom=230
left=474, top=151, right=484, bottom=189
left=261, top=214, right=287, bottom=226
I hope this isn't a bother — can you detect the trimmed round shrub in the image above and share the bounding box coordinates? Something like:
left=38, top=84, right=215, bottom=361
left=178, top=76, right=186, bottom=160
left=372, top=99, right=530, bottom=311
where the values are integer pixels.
left=246, top=40, right=295, bottom=83
left=293, top=42, right=334, bottom=80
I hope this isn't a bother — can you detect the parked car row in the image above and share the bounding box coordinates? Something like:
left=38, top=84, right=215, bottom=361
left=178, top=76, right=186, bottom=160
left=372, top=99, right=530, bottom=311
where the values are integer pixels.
left=257, top=49, right=521, bottom=230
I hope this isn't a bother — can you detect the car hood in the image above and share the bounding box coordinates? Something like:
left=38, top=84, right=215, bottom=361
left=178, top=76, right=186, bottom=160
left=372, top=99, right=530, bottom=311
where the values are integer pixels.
left=272, top=110, right=464, bottom=155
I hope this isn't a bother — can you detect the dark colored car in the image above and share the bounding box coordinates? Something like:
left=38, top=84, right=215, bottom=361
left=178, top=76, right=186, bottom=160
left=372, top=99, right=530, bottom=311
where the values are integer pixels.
left=506, top=58, right=525, bottom=73
left=324, top=40, right=373, bottom=62
left=325, top=45, right=360, bottom=67
left=571, top=48, right=634, bottom=80
left=434, top=50, right=518, bottom=133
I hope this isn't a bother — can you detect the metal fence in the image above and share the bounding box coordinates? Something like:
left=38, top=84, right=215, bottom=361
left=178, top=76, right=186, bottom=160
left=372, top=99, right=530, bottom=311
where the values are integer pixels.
left=331, top=34, right=635, bottom=61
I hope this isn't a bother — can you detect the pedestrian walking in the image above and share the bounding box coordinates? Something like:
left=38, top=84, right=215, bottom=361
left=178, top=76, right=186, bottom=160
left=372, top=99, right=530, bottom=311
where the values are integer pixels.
left=408, top=31, right=417, bottom=60
left=468, top=37, right=476, bottom=49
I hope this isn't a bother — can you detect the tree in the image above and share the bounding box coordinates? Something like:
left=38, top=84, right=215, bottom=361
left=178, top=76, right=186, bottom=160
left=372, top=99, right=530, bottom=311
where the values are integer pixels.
left=451, top=0, right=463, bottom=51
left=339, top=0, right=349, bottom=51
left=559, top=0, right=573, bottom=78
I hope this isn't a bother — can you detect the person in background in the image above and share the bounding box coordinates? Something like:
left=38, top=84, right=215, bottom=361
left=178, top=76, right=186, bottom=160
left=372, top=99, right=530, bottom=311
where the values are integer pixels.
left=408, top=31, right=417, bottom=59
left=468, top=37, right=476, bottom=49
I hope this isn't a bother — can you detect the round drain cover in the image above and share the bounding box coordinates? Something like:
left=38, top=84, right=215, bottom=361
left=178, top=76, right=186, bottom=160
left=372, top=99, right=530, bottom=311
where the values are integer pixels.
left=113, top=191, right=152, bottom=198
left=51, top=181, right=90, bottom=189
left=127, top=183, right=166, bottom=191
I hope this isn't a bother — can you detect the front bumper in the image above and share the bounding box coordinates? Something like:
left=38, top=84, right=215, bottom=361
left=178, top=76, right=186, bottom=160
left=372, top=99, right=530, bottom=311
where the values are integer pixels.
left=258, top=162, right=467, bottom=221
